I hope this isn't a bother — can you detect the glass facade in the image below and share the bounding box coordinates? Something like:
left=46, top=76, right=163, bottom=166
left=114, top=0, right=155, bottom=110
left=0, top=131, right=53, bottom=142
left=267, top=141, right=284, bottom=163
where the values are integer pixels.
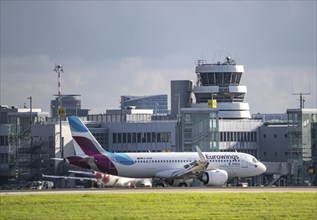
left=287, top=109, right=317, bottom=185
left=219, top=131, right=257, bottom=142
left=5, top=112, right=50, bottom=184
left=181, top=109, right=218, bottom=152
left=90, top=128, right=109, bottom=151
left=198, top=71, right=242, bottom=86
left=112, top=132, right=171, bottom=144
left=50, top=95, right=89, bottom=117
left=110, top=127, right=173, bottom=152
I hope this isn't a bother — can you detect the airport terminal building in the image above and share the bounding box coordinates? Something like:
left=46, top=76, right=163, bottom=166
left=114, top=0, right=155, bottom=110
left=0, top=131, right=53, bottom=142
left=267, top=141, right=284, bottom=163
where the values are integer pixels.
left=1, top=57, right=316, bottom=187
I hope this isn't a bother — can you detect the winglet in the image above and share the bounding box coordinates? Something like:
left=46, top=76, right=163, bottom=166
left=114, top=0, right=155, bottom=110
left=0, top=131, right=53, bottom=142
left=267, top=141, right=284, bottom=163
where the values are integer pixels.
left=196, top=146, right=206, bottom=162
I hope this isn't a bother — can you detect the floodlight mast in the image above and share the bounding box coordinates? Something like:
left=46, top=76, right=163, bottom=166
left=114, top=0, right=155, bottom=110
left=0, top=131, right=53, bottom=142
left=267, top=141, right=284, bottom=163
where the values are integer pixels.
left=54, top=64, right=64, bottom=158
left=54, top=64, right=63, bottom=97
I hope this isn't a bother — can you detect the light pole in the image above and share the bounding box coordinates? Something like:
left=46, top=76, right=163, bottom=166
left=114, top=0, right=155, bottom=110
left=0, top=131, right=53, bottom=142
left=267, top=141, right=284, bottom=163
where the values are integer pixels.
left=54, top=64, right=64, bottom=158
left=119, top=97, right=126, bottom=123
left=75, top=102, right=79, bottom=116
left=154, top=102, right=159, bottom=114
left=27, top=96, right=32, bottom=125
left=174, top=94, right=180, bottom=122
left=120, top=99, right=123, bottom=122
left=174, top=94, right=182, bottom=152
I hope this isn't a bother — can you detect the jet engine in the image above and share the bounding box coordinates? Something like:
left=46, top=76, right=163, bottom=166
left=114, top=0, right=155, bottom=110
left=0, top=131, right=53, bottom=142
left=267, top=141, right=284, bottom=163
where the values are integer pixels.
left=200, top=170, right=228, bottom=186
left=94, top=172, right=110, bottom=184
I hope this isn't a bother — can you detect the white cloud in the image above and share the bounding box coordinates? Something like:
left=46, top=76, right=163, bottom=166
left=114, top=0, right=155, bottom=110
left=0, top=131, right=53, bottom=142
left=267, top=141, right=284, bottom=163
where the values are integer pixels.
left=1, top=55, right=56, bottom=110
left=244, top=66, right=316, bottom=113
left=1, top=54, right=315, bottom=115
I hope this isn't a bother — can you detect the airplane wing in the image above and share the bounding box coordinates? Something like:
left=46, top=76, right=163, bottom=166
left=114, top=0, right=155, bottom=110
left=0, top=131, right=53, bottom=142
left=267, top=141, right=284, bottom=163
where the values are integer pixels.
left=68, top=170, right=95, bottom=176
left=155, top=146, right=210, bottom=179
left=43, top=171, right=152, bottom=188
left=42, top=174, right=96, bottom=182
left=115, top=178, right=135, bottom=187
left=140, top=179, right=152, bottom=187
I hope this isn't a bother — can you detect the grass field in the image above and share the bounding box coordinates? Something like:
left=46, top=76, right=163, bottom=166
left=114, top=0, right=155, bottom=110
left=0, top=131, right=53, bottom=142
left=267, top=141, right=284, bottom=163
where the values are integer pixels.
left=1, top=192, right=316, bottom=220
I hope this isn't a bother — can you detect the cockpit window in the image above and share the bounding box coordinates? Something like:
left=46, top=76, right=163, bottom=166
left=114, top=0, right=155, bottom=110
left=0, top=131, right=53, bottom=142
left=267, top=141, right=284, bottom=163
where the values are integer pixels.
left=252, top=157, right=258, bottom=163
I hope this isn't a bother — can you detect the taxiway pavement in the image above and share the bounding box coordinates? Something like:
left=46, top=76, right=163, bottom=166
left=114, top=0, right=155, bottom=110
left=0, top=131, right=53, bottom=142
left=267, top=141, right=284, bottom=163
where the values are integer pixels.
left=1, top=187, right=316, bottom=196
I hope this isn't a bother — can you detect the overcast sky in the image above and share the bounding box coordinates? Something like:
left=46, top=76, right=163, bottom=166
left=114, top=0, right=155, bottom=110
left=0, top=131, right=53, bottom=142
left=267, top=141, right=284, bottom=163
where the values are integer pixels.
left=1, top=1, right=316, bottom=115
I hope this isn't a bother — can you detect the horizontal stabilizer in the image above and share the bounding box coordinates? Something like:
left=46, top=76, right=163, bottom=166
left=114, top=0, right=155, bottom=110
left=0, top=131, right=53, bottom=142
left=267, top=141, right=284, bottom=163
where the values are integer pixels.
left=50, top=158, right=64, bottom=161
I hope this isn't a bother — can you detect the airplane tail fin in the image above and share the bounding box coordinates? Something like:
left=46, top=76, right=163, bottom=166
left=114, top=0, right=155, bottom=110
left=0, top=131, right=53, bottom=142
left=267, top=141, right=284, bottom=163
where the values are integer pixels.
left=68, top=116, right=107, bottom=157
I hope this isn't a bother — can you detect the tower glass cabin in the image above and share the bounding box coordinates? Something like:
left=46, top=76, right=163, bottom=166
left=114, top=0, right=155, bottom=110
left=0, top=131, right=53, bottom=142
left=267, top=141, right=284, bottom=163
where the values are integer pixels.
left=192, top=57, right=251, bottom=119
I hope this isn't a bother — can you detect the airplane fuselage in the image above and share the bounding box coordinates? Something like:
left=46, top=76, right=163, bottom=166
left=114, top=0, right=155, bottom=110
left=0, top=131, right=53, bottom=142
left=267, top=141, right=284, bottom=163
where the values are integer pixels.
left=120, top=152, right=258, bottom=178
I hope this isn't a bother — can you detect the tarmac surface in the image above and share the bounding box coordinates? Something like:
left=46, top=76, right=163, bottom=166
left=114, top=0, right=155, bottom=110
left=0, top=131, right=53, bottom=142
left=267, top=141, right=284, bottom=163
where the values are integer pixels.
left=1, top=187, right=316, bottom=195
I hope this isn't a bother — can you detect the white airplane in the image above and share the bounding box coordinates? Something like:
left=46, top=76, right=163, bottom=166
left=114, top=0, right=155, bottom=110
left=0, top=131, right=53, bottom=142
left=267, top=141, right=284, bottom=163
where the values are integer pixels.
left=65, top=116, right=266, bottom=186
left=43, top=170, right=152, bottom=188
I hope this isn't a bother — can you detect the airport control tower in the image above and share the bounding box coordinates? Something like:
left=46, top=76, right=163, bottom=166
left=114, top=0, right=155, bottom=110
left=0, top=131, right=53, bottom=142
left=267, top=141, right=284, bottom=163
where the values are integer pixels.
left=191, top=57, right=251, bottom=119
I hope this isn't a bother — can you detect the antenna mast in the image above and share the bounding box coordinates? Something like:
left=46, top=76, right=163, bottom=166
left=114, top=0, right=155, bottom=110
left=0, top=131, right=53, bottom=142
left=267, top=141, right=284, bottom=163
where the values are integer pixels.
left=292, top=91, right=310, bottom=109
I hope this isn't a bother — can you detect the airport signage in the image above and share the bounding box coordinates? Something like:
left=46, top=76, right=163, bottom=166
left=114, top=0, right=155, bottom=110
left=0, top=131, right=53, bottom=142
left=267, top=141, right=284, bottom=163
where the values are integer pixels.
left=58, top=108, right=66, bottom=117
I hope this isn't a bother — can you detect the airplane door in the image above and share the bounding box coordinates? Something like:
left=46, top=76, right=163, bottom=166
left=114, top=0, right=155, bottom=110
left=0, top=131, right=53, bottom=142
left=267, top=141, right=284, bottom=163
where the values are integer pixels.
left=240, top=154, right=248, bottom=168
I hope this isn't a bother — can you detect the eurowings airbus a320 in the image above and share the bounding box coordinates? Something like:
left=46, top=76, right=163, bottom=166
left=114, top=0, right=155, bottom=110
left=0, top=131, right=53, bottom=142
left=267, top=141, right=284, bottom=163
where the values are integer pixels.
left=64, top=116, right=266, bottom=186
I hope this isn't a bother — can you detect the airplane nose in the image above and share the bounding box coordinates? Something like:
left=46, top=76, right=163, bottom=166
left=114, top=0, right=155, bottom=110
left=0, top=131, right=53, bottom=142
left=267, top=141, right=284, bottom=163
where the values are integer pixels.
left=260, top=162, right=266, bottom=173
